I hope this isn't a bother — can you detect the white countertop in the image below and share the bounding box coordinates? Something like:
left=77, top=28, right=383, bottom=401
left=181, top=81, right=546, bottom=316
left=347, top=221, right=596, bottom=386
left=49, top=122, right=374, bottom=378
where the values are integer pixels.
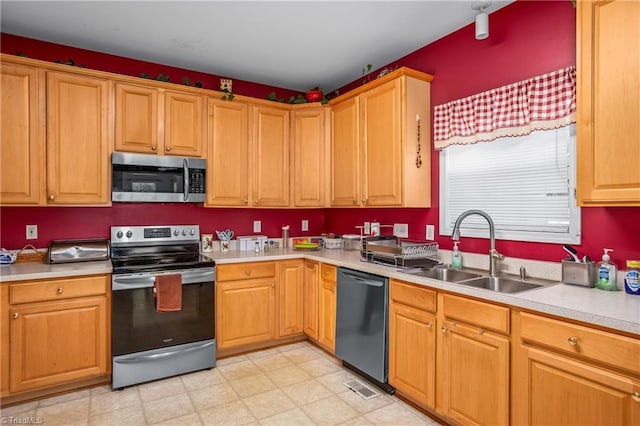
left=2, top=249, right=638, bottom=336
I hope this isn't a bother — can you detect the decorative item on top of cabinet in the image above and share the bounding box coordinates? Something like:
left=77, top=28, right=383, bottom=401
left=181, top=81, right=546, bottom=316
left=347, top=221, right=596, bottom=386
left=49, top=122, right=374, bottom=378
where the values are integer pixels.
left=576, top=0, right=640, bottom=206
left=329, top=67, right=433, bottom=208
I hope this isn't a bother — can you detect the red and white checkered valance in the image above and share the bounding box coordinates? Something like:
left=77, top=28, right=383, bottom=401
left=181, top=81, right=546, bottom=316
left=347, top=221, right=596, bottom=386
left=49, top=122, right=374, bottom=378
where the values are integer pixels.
left=433, top=66, right=576, bottom=149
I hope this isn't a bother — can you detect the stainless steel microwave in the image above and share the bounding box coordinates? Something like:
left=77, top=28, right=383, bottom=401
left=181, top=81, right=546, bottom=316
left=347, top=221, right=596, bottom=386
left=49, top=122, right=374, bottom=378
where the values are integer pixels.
left=111, top=152, right=206, bottom=203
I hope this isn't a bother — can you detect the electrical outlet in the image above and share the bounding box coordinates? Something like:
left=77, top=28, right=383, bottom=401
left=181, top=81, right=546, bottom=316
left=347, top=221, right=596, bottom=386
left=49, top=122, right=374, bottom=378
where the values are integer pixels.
left=426, top=224, right=435, bottom=241
left=393, top=223, right=409, bottom=238
left=253, top=220, right=261, bottom=233
left=301, top=220, right=309, bottom=232
left=26, top=224, right=38, bottom=240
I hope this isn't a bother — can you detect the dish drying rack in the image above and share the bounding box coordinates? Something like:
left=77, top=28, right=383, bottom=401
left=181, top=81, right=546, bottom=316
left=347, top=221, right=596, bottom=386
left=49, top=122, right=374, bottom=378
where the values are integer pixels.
left=362, top=239, right=439, bottom=268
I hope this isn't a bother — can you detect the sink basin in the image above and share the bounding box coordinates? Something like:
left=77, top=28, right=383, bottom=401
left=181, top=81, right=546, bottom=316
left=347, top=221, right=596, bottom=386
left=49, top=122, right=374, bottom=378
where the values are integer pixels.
left=455, top=276, right=543, bottom=293
left=405, top=267, right=483, bottom=283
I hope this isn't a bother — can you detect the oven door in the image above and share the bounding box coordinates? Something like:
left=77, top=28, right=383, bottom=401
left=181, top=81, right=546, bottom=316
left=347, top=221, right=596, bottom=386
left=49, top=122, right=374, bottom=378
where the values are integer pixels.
left=111, top=268, right=215, bottom=357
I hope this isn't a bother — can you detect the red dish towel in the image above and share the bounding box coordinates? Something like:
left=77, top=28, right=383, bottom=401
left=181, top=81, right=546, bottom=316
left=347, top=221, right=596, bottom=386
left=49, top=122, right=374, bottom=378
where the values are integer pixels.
left=154, top=274, right=182, bottom=312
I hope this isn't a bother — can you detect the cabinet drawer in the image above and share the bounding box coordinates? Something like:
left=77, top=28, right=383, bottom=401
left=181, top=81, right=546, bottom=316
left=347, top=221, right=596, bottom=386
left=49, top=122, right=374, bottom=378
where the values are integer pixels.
left=320, top=263, right=336, bottom=282
left=9, top=275, right=108, bottom=304
left=519, top=312, right=640, bottom=374
left=217, top=262, right=276, bottom=282
left=390, top=279, right=436, bottom=313
left=443, top=294, right=509, bottom=334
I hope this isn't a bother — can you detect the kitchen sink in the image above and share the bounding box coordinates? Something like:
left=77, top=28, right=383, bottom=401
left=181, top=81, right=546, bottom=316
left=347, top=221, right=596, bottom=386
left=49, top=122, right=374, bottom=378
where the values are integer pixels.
left=403, top=267, right=483, bottom=283
left=455, top=276, right=543, bottom=293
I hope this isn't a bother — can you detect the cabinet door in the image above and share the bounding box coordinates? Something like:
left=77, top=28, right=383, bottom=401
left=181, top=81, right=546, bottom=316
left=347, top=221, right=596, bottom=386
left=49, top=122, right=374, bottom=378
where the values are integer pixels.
left=318, top=279, right=336, bottom=352
left=115, top=82, right=158, bottom=154
left=251, top=105, right=290, bottom=206
left=46, top=71, right=111, bottom=204
left=519, top=346, right=639, bottom=426
left=440, top=319, right=509, bottom=425
left=206, top=99, right=250, bottom=206
left=164, top=90, right=204, bottom=157
left=278, top=259, right=304, bottom=337
left=216, top=278, right=275, bottom=349
left=303, top=260, right=319, bottom=340
left=389, top=302, right=436, bottom=408
left=360, top=78, right=402, bottom=206
left=9, top=296, right=108, bottom=392
left=0, top=62, right=45, bottom=205
left=577, top=0, right=640, bottom=206
left=292, top=108, right=326, bottom=207
left=330, top=97, right=360, bottom=206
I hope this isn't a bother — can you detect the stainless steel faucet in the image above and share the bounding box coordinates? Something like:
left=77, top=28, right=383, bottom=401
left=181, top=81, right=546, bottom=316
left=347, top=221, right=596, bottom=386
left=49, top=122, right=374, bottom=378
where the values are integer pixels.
left=452, top=209, right=504, bottom=277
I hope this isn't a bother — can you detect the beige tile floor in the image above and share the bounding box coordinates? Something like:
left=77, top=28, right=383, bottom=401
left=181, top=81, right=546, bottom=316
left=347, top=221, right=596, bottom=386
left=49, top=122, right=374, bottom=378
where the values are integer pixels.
left=0, top=341, right=441, bottom=425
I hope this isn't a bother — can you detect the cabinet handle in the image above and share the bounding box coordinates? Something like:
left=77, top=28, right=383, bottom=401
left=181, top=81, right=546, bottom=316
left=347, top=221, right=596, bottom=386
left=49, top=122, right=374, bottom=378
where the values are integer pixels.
left=441, top=326, right=447, bottom=333
left=152, top=145, right=157, bottom=151
left=49, top=194, right=55, bottom=200
left=244, top=270, right=251, bottom=276
left=353, top=199, right=358, bottom=205
left=56, top=287, right=64, bottom=294
left=166, top=146, right=171, bottom=152
left=12, top=312, right=19, bottom=319
left=568, top=337, right=578, bottom=346
left=426, top=322, right=432, bottom=328
left=253, top=200, right=258, bottom=206
left=632, top=392, right=640, bottom=402
left=243, top=197, right=248, bottom=205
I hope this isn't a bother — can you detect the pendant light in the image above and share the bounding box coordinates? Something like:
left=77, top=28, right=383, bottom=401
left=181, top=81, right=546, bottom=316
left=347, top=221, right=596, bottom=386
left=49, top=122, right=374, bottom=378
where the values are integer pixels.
left=472, top=1, right=491, bottom=40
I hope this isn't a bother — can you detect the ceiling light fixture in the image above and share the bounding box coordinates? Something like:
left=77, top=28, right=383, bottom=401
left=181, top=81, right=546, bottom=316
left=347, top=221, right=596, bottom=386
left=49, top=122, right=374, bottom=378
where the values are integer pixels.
left=472, top=1, right=492, bottom=40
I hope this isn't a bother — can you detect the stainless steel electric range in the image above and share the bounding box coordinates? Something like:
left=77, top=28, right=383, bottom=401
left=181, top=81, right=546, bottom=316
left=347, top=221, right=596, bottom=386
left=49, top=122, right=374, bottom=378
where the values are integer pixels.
left=110, top=225, right=215, bottom=389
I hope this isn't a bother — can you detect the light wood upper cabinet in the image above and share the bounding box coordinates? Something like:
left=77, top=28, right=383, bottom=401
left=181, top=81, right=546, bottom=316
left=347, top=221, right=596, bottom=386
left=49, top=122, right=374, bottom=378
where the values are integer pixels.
left=115, top=82, right=204, bottom=157
left=46, top=71, right=111, bottom=205
left=164, top=90, right=204, bottom=157
left=0, top=62, right=45, bottom=205
left=205, top=99, right=250, bottom=206
left=291, top=107, right=326, bottom=207
left=330, top=97, right=360, bottom=206
left=115, top=82, right=158, bottom=154
left=512, top=311, right=640, bottom=426
left=329, top=67, right=432, bottom=207
left=577, top=0, right=640, bottom=206
left=251, top=104, right=290, bottom=207
left=277, top=259, right=304, bottom=337
left=303, top=260, right=320, bottom=340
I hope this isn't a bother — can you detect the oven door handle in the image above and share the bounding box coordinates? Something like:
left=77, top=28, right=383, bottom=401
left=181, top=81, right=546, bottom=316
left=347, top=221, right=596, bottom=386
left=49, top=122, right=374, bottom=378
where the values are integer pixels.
left=115, top=341, right=216, bottom=363
left=112, top=269, right=215, bottom=290
left=112, top=275, right=156, bottom=290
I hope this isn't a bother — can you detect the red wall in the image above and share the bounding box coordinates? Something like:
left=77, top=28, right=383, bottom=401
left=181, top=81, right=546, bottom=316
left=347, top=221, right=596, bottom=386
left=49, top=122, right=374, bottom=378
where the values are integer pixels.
left=325, top=0, right=639, bottom=264
left=1, top=0, right=638, bottom=265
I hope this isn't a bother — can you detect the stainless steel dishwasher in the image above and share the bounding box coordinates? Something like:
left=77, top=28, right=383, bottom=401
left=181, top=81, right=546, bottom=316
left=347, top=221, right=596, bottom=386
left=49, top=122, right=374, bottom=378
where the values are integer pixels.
left=335, top=267, right=394, bottom=393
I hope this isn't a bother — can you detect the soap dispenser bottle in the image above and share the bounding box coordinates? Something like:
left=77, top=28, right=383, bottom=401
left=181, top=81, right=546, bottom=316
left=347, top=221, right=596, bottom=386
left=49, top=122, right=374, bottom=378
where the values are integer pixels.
left=596, top=248, right=618, bottom=291
left=451, top=242, right=462, bottom=270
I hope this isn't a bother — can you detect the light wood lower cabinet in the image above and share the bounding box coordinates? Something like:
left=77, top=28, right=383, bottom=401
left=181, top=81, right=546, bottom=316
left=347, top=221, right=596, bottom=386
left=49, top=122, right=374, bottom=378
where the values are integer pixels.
left=278, top=259, right=304, bottom=337
left=1, top=275, right=109, bottom=398
left=437, top=294, right=510, bottom=425
left=318, top=263, right=336, bottom=352
left=388, top=279, right=437, bottom=407
left=512, top=311, right=640, bottom=425
left=303, top=260, right=320, bottom=340
left=216, top=262, right=276, bottom=349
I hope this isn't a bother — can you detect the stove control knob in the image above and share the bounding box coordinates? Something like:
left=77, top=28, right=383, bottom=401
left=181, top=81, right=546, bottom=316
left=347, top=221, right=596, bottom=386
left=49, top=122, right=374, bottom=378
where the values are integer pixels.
left=126, top=231, right=133, bottom=238
left=116, top=231, right=123, bottom=239
left=190, top=228, right=196, bottom=236
left=174, top=229, right=180, bottom=236
left=181, top=229, right=187, bottom=236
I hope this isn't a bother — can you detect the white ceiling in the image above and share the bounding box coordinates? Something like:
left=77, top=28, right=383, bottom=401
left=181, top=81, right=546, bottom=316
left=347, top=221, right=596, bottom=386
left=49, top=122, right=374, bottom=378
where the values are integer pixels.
left=1, top=0, right=513, bottom=92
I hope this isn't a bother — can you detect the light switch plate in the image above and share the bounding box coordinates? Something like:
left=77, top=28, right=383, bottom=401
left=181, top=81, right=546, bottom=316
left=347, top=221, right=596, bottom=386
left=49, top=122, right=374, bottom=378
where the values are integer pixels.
left=363, top=222, right=371, bottom=235
left=426, top=224, right=435, bottom=241
left=393, top=223, right=409, bottom=238
left=253, top=220, right=261, bottom=233
left=301, top=220, right=309, bottom=232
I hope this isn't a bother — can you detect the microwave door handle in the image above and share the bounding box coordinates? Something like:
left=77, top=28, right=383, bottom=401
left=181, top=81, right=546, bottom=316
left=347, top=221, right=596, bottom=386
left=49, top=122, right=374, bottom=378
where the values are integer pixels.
left=183, top=159, right=189, bottom=201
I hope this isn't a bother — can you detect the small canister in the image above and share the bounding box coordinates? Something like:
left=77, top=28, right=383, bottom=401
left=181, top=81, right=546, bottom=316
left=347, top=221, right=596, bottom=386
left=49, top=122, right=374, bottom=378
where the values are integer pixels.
left=282, top=225, right=290, bottom=248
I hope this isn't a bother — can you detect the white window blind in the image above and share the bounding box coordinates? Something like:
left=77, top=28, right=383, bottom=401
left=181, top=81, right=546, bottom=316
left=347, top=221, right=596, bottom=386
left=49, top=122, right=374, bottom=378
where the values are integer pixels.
left=439, top=125, right=580, bottom=244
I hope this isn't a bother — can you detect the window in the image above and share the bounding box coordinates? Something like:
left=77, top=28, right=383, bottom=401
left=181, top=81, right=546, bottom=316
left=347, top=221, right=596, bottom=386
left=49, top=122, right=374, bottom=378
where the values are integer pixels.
left=439, top=125, right=580, bottom=244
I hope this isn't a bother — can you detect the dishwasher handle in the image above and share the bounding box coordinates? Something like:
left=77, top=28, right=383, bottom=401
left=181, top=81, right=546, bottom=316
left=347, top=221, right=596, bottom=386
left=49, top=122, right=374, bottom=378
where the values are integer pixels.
left=339, top=270, right=385, bottom=287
